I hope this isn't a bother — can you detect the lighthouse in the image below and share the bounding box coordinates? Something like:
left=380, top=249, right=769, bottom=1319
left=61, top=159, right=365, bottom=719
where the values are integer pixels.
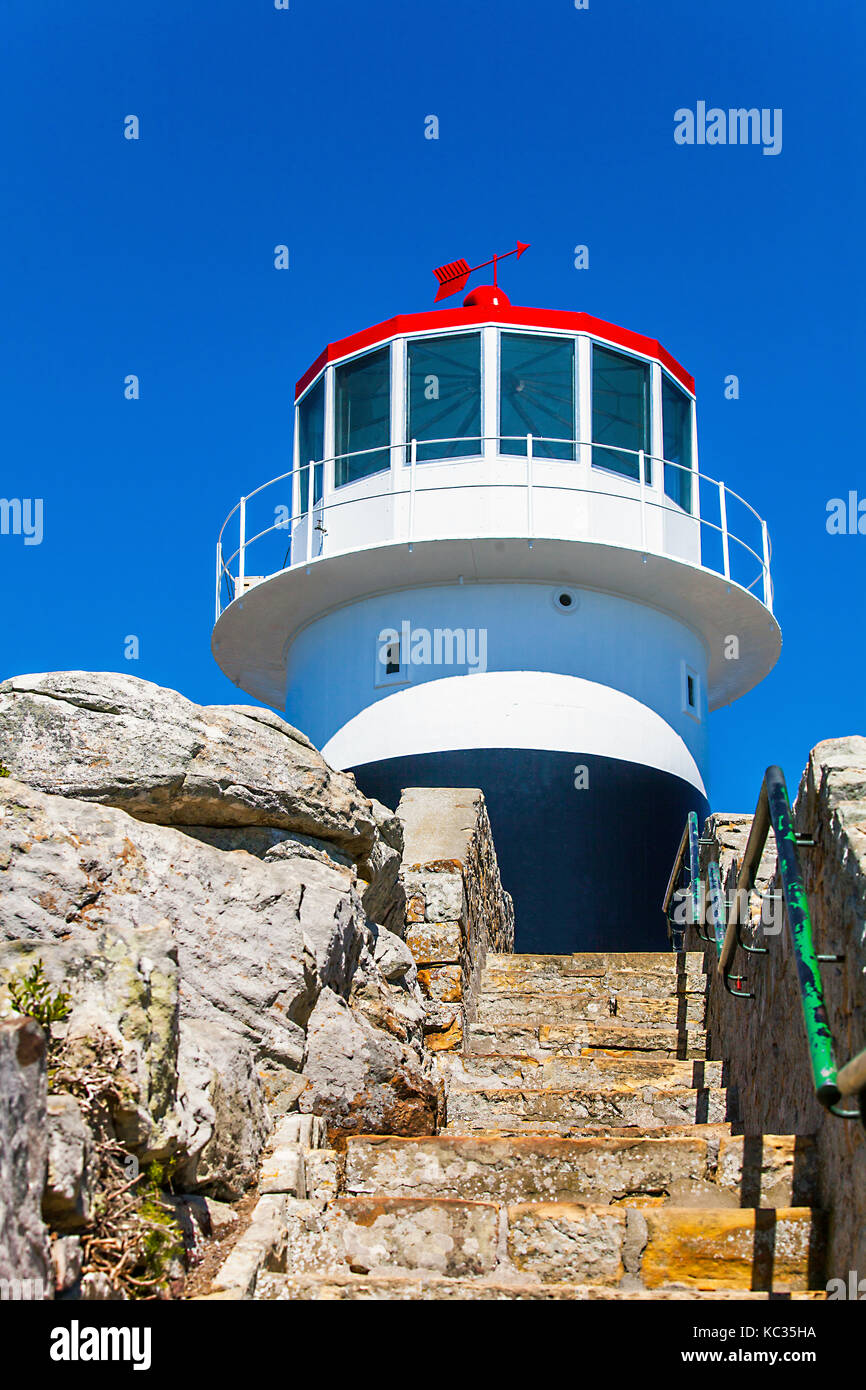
left=213, top=248, right=780, bottom=953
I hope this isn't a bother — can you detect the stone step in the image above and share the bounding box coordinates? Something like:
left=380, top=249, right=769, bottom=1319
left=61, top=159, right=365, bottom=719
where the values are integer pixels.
left=480, top=966, right=707, bottom=1001
left=444, top=1084, right=734, bottom=1132
left=508, top=1203, right=826, bottom=1290
left=474, top=992, right=706, bottom=1029
left=279, top=1196, right=826, bottom=1291
left=438, top=1052, right=725, bottom=1091
left=344, top=1133, right=818, bottom=1208
left=465, top=1021, right=708, bottom=1060
left=257, top=1271, right=826, bottom=1301
left=504, top=1122, right=735, bottom=1140
left=486, top=951, right=705, bottom=975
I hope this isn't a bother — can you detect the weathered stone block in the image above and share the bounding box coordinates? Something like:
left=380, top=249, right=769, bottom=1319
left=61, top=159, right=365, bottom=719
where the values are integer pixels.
left=406, top=921, right=462, bottom=966
left=0, top=1018, right=51, bottom=1296
left=507, top=1203, right=626, bottom=1284
left=715, top=1135, right=819, bottom=1208
left=402, top=869, right=465, bottom=924
left=345, top=1134, right=717, bottom=1206
left=304, top=1149, right=339, bottom=1202
left=43, top=1095, right=94, bottom=1231
left=209, top=1194, right=290, bottom=1297
left=641, top=1207, right=826, bottom=1291
left=258, top=1144, right=305, bottom=1197
left=422, top=1003, right=463, bottom=1051
left=417, top=965, right=463, bottom=1004
left=279, top=1196, right=501, bottom=1280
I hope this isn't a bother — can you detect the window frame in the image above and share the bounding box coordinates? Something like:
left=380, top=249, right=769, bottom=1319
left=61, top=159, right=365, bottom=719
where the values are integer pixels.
left=296, top=373, right=326, bottom=514
left=681, top=661, right=702, bottom=721
left=590, top=342, right=654, bottom=485
left=404, top=328, right=484, bottom=464
left=374, top=626, right=410, bottom=689
left=661, top=370, right=695, bottom=514
left=333, top=344, right=393, bottom=489
left=497, top=329, right=577, bottom=461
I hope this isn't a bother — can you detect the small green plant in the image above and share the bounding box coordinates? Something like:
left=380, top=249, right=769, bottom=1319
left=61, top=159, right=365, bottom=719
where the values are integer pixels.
left=0, top=762, right=10, bottom=777
left=135, top=1162, right=185, bottom=1289
left=7, top=959, right=71, bottom=1038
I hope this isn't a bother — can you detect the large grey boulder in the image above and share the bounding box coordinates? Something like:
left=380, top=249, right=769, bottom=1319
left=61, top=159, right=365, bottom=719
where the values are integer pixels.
left=299, top=988, right=443, bottom=1146
left=175, top=1018, right=270, bottom=1200
left=0, top=778, right=369, bottom=1109
left=348, top=926, right=427, bottom=1052
left=0, top=670, right=405, bottom=928
left=180, top=818, right=405, bottom=935
left=0, top=670, right=439, bottom=1245
left=0, top=671, right=376, bottom=856
left=355, top=801, right=406, bottom=935
left=0, top=1018, right=51, bottom=1297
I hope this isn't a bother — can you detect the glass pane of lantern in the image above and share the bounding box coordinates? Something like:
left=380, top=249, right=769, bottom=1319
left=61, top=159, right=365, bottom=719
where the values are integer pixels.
left=592, top=345, right=651, bottom=481
left=662, top=375, right=693, bottom=512
left=334, top=347, right=391, bottom=486
left=297, top=375, right=325, bottom=512
left=500, top=332, right=575, bottom=460
left=407, top=332, right=482, bottom=463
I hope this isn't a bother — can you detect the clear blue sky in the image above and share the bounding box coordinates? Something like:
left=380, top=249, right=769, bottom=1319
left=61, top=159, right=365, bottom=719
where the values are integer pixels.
left=1, top=0, right=863, bottom=810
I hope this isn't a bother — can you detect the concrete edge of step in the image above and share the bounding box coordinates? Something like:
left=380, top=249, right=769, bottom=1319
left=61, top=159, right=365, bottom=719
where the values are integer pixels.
left=198, top=1115, right=339, bottom=1300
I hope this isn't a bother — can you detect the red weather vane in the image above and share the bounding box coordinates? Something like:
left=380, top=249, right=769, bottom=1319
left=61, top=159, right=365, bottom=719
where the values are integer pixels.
left=432, top=241, right=530, bottom=302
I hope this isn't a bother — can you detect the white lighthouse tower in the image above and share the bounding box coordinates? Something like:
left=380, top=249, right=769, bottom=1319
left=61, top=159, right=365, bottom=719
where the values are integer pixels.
left=213, top=247, right=780, bottom=952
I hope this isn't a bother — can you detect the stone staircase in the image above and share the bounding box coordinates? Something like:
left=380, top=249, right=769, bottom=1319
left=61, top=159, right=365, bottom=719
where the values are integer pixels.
left=256, top=951, right=828, bottom=1300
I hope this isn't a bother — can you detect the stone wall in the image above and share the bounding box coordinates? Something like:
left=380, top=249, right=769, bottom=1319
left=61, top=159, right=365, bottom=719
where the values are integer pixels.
left=687, top=738, right=866, bottom=1279
left=398, top=788, right=515, bottom=1051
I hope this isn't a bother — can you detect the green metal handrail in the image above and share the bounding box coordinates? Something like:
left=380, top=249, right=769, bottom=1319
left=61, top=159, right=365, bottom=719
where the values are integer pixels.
left=837, top=1049, right=866, bottom=1127
left=715, top=765, right=862, bottom=1122
left=661, top=812, right=700, bottom=947
left=662, top=812, right=747, bottom=990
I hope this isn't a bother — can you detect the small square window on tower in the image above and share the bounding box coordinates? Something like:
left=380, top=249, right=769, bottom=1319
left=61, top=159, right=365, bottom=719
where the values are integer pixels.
left=374, top=627, right=409, bottom=688
left=681, top=662, right=701, bottom=720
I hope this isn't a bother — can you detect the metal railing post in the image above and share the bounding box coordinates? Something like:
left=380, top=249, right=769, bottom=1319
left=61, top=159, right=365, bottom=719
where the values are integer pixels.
left=837, top=1049, right=866, bottom=1102
left=706, top=861, right=727, bottom=958
left=305, top=463, right=314, bottom=564
left=526, top=433, right=534, bottom=537
left=638, top=449, right=647, bottom=551
left=238, top=496, right=246, bottom=591
left=687, top=810, right=701, bottom=932
left=761, top=519, right=773, bottom=613
left=408, top=438, right=417, bottom=545
left=719, top=481, right=731, bottom=580
left=215, top=541, right=222, bottom=621
left=661, top=811, right=703, bottom=946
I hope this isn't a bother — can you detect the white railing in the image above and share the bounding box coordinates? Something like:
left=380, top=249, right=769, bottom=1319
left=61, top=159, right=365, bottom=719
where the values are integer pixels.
left=215, top=436, right=773, bottom=622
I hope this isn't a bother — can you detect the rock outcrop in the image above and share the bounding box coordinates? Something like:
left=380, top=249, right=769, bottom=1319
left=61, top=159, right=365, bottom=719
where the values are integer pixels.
left=0, top=671, right=404, bottom=927
left=0, top=671, right=438, bottom=1297
left=299, top=988, right=442, bottom=1146
left=0, top=672, right=374, bottom=849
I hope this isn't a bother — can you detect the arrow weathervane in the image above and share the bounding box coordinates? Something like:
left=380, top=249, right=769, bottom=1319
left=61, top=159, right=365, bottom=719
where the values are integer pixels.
left=432, top=241, right=530, bottom=302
